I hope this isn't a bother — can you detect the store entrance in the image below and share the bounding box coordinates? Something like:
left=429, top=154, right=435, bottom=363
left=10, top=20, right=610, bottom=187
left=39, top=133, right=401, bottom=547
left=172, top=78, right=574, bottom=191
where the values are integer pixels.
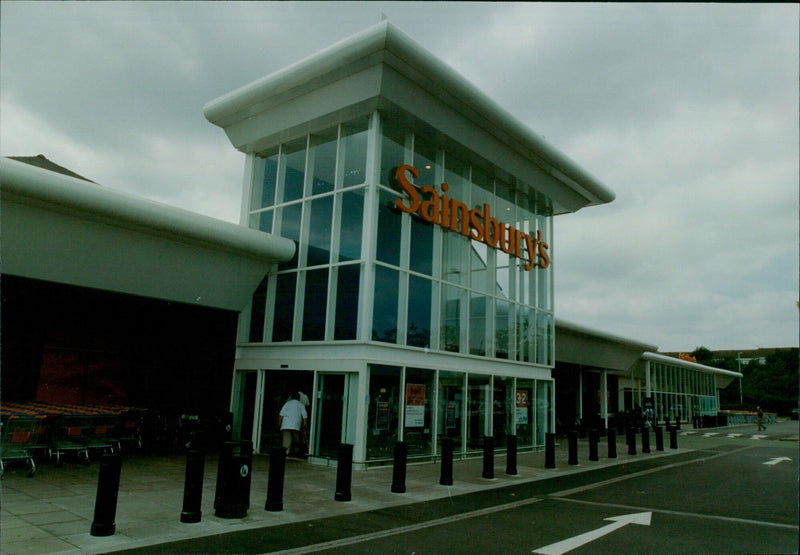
left=313, top=373, right=346, bottom=459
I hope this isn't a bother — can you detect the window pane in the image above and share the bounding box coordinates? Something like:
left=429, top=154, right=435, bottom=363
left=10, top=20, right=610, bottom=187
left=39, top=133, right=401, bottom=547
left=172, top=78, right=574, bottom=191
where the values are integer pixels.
left=380, top=118, right=406, bottom=188
left=470, top=242, right=489, bottom=293
left=404, top=367, right=434, bottom=456
left=495, top=300, right=511, bottom=360
left=437, top=371, right=464, bottom=453
left=441, top=285, right=464, bottom=353
left=372, top=265, right=399, bottom=343
left=413, top=135, right=437, bottom=189
left=409, top=216, right=433, bottom=275
left=338, top=189, right=364, bottom=262
left=302, top=268, right=328, bottom=340
left=467, top=374, right=491, bottom=450
left=515, top=379, right=534, bottom=447
left=277, top=203, right=302, bottom=270
left=516, top=305, right=532, bottom=363
left=443, top=151, right=469, bottom=205
left=407, top=275, right=431, bottom=348
left=255, top=150, right=278, bottom=209
left=334, top=264, right=360, bottom=340
left=367, top=364, right=401, bottom=459
left=443, top=232, right=468, bottom=285
left=306, top=195, right=333, bottom=267
left=341, top=119, right=368, bottom=187
left=310, top=129, right=337, bottom=196
left=249, top=275, right=268, bottom=343
left=272, top=273, right=297, bottom=342
left=282, top=138, right=306, bottom=202
left=469, top=294, right=486, bottom=356
left=376, top=190, right=402, bottom=266
left=249, top=210, right=273, bottom=233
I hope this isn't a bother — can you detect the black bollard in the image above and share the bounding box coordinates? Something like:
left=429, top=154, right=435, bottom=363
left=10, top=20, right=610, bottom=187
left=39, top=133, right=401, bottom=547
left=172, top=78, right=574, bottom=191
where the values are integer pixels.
left=641, top=427, right=650, bottom=454
left=265, top=447, right=286, bottom=511
left=568, top=430, right=579, bottom=465
left=180, top=449, right=205, bottom=523
left=669, top=428, right=678, bottom=449
left=482, top=436, right=494, bottom=479
left=607, top=429, right=617, bottom=458
left=627, top=428, right=637, bottom=455
left=391, top=441, right=408, bottom=493
left=90, top=453, right=122, bottom=537
left=440, top=438, right=454, bottom=486
left=334, top=443, right=354, bottom=501
left=655, top=426, right=664, bottom=451
left=589, top=429, right=599, bottom=462
left=545, top=433, right=556, bottom=469
left=506, top=435, right=518, bottom=476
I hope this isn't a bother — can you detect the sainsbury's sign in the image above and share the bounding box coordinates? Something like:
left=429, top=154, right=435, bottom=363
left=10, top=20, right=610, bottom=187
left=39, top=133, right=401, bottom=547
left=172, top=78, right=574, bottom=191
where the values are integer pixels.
left=394, top=164, right=550, bottom=270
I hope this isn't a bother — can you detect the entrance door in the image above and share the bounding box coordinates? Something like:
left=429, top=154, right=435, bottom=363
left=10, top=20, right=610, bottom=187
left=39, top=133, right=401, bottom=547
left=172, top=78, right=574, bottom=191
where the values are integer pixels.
left=314, top=373, right=345, bottom=458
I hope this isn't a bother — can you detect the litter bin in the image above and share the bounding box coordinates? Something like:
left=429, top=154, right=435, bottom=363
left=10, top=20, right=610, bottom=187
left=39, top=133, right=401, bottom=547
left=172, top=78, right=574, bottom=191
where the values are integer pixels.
left=214, top=440, right=253, bottom=519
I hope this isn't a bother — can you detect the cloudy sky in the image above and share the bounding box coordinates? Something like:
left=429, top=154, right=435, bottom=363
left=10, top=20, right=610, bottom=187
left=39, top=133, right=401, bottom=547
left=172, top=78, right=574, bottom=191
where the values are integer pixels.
left=2, top=2, right=797, bottom=352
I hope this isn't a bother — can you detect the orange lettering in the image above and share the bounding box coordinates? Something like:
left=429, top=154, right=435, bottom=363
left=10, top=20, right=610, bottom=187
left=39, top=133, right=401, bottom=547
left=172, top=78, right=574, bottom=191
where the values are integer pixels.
left=395, top=165, right=420, bottom=214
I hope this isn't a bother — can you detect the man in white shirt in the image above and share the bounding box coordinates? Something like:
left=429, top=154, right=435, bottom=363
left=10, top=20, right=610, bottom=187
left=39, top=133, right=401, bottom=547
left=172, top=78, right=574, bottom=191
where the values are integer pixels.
left=279, top=392, right=308, bottom=457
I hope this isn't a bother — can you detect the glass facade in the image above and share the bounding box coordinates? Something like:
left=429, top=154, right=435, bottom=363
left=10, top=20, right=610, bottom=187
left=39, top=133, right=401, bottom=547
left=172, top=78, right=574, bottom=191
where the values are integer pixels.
left=242, top=112, right=554, bottom=364
left=649, top=362, right=718, bottom=422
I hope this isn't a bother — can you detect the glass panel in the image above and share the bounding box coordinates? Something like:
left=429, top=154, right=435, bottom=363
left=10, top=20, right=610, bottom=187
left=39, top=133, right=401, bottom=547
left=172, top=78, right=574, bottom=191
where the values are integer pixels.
left=467, top=374, right=491, bottom=450
left=536, top=380, right=553, bottom=445
left=255, top=149, right=278, bottom=210
left=443, top=232, right=468, bottom=285
left=372, top=265, right=399, bottom=343
left=409, top=216, right=433, bottom=275
left=338, top=188, right=364, bottom=262
left=437, top=371, right=464, bottom=453
left=277, top=203, right=302, bottom=270
left=469, top=294, right=486, bottom=356
left=341, top=119, right=369, bottom=187
left=404, top=367, right=434, bottom=456
left=282, top=138, right=307, bottom=202
left=536, top=311, right=553, bottom=366
left=272, top=273, right=297, bottom=342
left=493, top=376, right=514, bottom=446
left=249, top=275, right=268, bottom=342
left=470, top=242, right=489, bottom=293
left=367, top=364, right=401, bottom=460
left=334, top=264, right=360, bottom=340
left=302, top=268, right=328, bottom=341
left=413, top=135, right=438, bottom=189
left=407, top=275, right=431, bottom=348
left=516, top=304, right=532, bottom=363
left=309, top=129, right=337, bottom=196
left=380, top=118, right=406, bottom=187
left=441, top=285, right=465, bottom=353
left=537, top=214, right=552, bottom=309
left=515, top=378, right=534, bottom=447
left=495, top=300, right=511, bottom=360
left=306, top=195, right=333, bottom=267
left=250, top=210, right=274, bottom=233
left=443, top=152, right=469, bottom=207
left=376, top=190, right=402, bottom=266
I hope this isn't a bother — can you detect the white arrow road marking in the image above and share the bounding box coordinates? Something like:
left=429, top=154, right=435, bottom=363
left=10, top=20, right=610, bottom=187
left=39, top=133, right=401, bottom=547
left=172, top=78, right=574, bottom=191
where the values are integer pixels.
left=727, top=433, right=742, bottom=438
left=750, top=435, right=767, bottom=440
left=703, top=433, right=719, bottom=437
left=532, top=512, right=652, bottom=555
left=681, top=431, right=697, bottom=436
left=763, top=457, right=791, bottom=466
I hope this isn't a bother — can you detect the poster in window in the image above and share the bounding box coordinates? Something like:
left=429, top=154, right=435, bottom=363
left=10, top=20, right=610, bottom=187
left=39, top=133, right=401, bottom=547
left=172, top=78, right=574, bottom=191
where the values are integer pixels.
left=445, top=401, right=458, bottom=429
left=375, top=401, right=390, bottom=431
left=515, top=389, right=529, bottom=425
left=405, top=384, right=426, bottom=428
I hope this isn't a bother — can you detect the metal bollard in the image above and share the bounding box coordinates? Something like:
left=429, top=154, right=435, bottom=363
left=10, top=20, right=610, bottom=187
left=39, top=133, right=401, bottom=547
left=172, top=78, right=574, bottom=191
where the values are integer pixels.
left=391, top=441, right=408, bottom=493
left=655, top=426, right=664, bottom=451
left=589, top=429, right=599, bottom=462
left=627, top=428, right=637, bottom=455
left=440, top=438, right=454, bottom=486
left=265, top=447, right=286, bottom=511
left=568, top=431, right=579, bottom=465
left=670, top=428, right=678, bottom=449
left=482, top=436, right=494, bottom=479
left=607, top=429, right=617, bottom=458
left=641, top=427, right=650, bottom=453
left=90, top=453, right=122, bottom=537
left=180, top=449, right=205, bottom=523
left=506, top=435, right=518, bottom=476
left=334, top=443, right=353, bottom=501
left=545, top=433, right=556, bottom=469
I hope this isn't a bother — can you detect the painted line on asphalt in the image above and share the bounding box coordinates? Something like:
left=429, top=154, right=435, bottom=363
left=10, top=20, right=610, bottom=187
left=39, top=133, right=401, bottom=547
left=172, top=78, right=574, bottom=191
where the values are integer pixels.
left=552, top=496, right=798, bottom=531
left=263, top=496, right=544, bottom=554
left=549, top=445, right=756, bottom=499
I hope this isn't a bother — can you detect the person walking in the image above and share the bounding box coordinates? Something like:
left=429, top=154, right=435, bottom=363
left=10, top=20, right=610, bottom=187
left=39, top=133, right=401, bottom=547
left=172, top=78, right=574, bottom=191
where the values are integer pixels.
left=756, top=406, right=765, bottom=431
left=279, top=392, right=308, bottom=457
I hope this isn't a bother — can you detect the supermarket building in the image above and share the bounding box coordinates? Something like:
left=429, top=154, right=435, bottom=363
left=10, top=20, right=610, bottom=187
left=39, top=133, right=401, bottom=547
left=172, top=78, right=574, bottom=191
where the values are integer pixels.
left=0, top=22, right=741, bottom=466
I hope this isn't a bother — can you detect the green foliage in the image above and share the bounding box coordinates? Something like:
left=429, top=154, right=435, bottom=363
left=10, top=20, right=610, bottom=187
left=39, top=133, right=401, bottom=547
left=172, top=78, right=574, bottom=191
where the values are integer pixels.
left=692, top=346, right=714, bottom=363
left=714, top=349, right=799, bottom=414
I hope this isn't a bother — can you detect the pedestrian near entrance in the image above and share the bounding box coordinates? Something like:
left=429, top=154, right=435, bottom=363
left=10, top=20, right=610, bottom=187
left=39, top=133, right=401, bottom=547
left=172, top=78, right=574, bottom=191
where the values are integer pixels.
left=756, top=406, right=765, bottom=431
left=279, top=392, right=308, bottom=458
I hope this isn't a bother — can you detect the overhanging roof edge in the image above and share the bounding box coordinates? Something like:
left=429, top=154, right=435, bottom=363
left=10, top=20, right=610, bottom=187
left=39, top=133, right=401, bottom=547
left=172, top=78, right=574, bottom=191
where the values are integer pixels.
left=641, top=351, right=743, bottom=378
